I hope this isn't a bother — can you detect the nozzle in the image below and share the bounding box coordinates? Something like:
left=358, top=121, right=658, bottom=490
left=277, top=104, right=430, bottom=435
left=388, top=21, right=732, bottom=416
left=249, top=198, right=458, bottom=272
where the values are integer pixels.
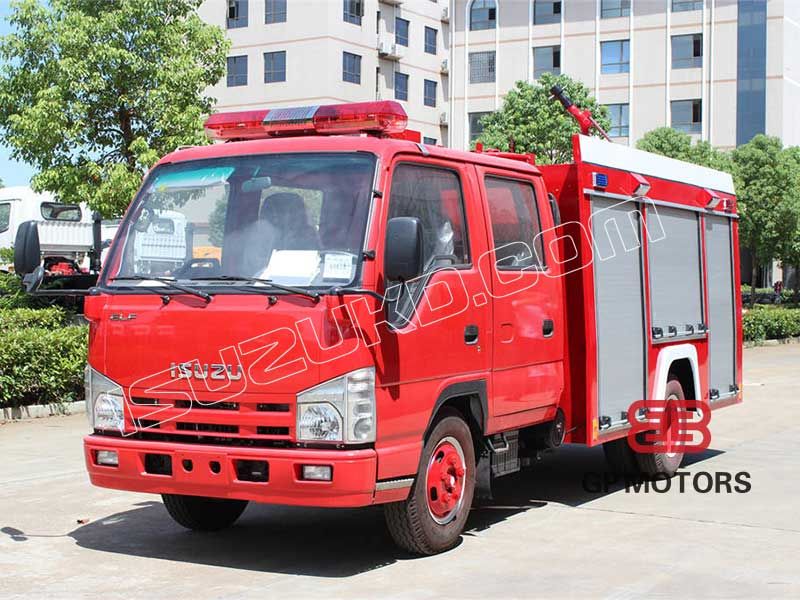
left=550, top=85, right=573, bottom=110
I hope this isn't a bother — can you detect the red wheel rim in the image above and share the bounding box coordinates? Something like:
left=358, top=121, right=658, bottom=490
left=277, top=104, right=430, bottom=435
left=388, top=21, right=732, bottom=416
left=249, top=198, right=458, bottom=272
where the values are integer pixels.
left=425, top=436, right=466, bottom=525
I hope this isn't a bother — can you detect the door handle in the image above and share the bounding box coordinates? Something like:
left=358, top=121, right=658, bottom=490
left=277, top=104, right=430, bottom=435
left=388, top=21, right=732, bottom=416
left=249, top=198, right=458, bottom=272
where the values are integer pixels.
left=543, top=319, right=554, bottom=338
left=464, top=324, right=479, bottom=345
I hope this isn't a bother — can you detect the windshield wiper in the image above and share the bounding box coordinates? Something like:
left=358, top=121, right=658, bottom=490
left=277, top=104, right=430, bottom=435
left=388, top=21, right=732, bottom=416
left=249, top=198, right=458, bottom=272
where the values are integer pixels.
left=189, top=275, right=320, bottom=302
left=111, top=276, right=212, bottom=303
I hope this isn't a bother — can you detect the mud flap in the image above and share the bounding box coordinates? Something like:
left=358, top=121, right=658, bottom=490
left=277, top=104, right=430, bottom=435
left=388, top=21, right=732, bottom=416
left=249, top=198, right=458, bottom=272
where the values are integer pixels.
left=475, top=447, right=493, bottom=500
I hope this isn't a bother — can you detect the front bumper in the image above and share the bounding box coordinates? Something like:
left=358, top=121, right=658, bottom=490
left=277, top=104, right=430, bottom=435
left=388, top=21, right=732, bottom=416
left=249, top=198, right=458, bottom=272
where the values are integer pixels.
left=84, top=434, right=382, bottom=507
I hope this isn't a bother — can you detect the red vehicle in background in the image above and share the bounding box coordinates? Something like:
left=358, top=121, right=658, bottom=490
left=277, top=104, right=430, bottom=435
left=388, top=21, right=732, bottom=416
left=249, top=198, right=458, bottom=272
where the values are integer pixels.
left=15, top=98, right=742, bottom=555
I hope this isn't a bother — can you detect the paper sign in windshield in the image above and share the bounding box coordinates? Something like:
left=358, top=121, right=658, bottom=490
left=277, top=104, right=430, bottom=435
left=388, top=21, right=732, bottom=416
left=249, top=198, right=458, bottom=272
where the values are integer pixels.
left=323, top=253, right=354, bottom=280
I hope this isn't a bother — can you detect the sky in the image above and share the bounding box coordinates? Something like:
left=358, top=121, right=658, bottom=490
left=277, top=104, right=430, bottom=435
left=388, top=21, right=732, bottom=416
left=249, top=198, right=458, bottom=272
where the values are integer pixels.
left=0, top=0, right=36, bottom=188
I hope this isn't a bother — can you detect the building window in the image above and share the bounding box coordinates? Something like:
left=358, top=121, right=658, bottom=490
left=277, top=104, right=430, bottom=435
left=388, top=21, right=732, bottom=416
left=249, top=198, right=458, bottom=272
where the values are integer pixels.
left=606, top=103, right=629, bottom=137
left=469, top=111, right=491, bottom=141
left=395, top=17, right=409, bottom=47
left=534, top=0, right=561, bottom=25
left=601, top=0, right=630, bottom=18
left=672, top=33, right=702, bottom=69
left=671, top=99, right=702, bottom=133
left=672, top=0, right=703, bottom=12
left=265, top=0, right=286, bottom=24
left=425, top=26, right=437, bottom=54
left=343, top=51, right=361, bottom=84
left=533, top=45, right=560, bottom=79
left=736, top=0, right=766, bottom=145
left=226, top=55, right=248, bottom=87
left=395, top=71, right=409, bottom=101
left=601, top=40, right=630, bottom=74
left=423, top=136, right=437, bottom=145
left=343, top=0, right=363, bottom=25
left=424, top=79, right=437, bottom=107
left=470, top=0, right=496, bottom=31
left=227, top=0, right=248, bottom=28
left=469, top=51, right=496, bottom=84
left=263, top=51, right=286, bottom=83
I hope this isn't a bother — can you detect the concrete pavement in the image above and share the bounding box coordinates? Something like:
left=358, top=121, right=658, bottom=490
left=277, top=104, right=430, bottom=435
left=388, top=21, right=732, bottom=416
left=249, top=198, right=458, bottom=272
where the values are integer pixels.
left=1, top=345, right=798, bottom=599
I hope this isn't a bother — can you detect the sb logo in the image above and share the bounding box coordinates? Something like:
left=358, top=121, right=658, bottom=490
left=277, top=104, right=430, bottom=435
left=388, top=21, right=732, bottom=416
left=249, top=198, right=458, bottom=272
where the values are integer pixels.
left=627, top=399, right=711, bottom=453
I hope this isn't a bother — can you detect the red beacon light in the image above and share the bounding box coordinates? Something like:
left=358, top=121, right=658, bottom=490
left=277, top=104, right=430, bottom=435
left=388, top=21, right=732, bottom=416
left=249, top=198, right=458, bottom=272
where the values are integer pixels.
left=204, top=100, right=408, bottom=141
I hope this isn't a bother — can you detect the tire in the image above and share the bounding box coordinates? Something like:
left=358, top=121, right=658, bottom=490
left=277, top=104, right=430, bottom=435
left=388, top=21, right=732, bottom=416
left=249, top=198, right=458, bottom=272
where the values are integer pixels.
left=384, top=410, right=476, bottom=555
left=603, top=437, right=640, bottom=476
left=162, top=494, right=248, bottom=531
left=635, top=377, right=686, bottom=478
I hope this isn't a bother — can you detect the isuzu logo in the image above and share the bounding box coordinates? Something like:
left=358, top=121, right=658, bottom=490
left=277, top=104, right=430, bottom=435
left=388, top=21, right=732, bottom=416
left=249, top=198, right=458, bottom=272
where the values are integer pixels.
left=169, top=362, right=243, bottom=381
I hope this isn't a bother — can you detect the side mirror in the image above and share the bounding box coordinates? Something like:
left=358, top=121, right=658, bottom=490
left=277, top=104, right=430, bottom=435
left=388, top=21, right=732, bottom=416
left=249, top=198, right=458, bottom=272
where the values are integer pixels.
left=384, top=217, right=423, bottom=282
left=14, top=220, right=41, bottom=275
left=90, top=211, right=102, bottom=272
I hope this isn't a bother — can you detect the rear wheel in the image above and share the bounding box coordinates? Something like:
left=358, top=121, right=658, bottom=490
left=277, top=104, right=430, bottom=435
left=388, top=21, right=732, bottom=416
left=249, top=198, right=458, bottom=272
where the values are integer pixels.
left=603, top=437, right=640, bottom=476
left=162, top=494, right=248, bottom=531
left=635, top=378, right=686, bottom=478
left=384, top=410, right=476, bottom=555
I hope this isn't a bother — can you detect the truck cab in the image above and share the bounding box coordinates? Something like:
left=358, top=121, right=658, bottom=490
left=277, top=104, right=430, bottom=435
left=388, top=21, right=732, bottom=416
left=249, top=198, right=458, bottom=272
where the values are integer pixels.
left=73, top=101, right=741, bottom=555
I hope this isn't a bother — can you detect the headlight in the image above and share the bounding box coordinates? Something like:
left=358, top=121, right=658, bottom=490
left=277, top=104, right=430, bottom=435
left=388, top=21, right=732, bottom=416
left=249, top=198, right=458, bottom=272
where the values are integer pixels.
left=85, top=365, right=125, bottom=433
left=296, top=367, right=375, bottom=444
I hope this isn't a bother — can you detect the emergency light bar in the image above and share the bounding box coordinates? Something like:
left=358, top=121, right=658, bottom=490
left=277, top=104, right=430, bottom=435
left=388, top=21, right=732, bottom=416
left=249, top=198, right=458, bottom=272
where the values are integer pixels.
left=204, top=100, right=408, bottom=141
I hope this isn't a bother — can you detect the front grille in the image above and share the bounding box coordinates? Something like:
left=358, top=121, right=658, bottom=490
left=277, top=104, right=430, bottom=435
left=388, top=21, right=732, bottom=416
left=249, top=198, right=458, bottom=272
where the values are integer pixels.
left=256, top=426, right=290, bottom=436
left=174, top=400, right=239, bottom=411
left=125, top=395, right=293, bottom=445
left=176, top=422, right=239, bottom=434
left=117, top=431, right=292, bottom=448
left=257, top=403, right=290, bottom=412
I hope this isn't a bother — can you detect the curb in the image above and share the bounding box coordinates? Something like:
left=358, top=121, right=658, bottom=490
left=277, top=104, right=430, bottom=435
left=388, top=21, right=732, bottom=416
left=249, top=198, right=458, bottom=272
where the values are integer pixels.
left=744, top=336, right=800, bottom=348
left=1, top=400, right=86, bottom=423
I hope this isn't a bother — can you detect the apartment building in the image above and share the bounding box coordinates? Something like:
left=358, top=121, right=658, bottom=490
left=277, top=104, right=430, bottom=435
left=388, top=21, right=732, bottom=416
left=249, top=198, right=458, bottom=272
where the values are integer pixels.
left=452, top=0, right=800, bottom=151
left=199, top=0, right=452, bottom=145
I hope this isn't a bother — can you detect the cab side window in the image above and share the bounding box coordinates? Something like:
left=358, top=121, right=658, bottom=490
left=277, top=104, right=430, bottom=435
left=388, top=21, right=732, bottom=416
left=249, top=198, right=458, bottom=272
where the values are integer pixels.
left=0, top=203, right=10, bottom=233
left=388, top=163, right=469, bottom=272
left=485, top=176, right=545, bottom=269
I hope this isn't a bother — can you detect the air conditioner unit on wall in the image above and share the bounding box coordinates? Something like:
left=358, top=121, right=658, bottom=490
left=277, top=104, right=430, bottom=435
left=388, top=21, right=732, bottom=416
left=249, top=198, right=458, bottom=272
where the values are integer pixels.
left=439, top=111, right=449, bottom=126
left=441, top=6, right=450, bottom=23
left=441, top=58, right=449, bottom=74
left=377, top=38, right=404, bottom=60
left=381, top=0, right=404, bottom=6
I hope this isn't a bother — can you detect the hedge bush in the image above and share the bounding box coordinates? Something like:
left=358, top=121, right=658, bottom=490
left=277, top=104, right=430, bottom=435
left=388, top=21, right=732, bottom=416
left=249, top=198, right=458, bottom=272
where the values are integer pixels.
left=0, top=307, right=69, bottom=331
left=743, top=307, right=800, bottom=342
left=0, top=271, right=51, bottom=309
left=0, top=325, right=88, bottom=408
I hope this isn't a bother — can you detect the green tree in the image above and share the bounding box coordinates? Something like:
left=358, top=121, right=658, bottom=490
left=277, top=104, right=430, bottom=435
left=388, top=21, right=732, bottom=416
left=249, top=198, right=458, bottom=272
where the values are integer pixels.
left=637, top=127, right=735, bottom=174
left=731, top=135, right=800, bottom=302
left=636, top=127, right=693, bottom=161
left=0, top=0, right=229, bottom=217
left=777, top=145, right=800, bottom=298
left=477, top=73, right=611, bottom=164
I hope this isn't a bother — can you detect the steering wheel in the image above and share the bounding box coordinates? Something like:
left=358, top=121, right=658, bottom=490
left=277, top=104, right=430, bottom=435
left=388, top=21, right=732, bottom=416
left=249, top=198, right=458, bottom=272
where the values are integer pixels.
left=172, top=257, right=221, bottom=279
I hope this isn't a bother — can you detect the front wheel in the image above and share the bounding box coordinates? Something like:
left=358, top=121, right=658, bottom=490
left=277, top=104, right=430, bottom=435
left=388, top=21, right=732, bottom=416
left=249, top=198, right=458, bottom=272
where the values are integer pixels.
left=162, top=494, right=248, bottom=531
left=384, top=411, right=476, bottom=555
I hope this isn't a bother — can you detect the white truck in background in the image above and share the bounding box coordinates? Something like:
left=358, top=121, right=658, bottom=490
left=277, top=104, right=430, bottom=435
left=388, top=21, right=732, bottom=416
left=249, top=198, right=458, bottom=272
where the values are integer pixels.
left=0, top=187, right=118, bottom=272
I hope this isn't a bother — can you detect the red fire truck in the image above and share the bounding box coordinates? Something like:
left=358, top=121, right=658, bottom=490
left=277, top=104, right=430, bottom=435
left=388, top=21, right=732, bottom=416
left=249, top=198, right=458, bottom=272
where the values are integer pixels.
left=15, top=97, right=742, bottom=555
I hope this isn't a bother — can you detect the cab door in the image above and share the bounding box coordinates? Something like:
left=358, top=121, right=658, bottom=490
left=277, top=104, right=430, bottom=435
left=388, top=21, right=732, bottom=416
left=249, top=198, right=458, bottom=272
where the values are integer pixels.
left=475, top=168, right=564, bottom=418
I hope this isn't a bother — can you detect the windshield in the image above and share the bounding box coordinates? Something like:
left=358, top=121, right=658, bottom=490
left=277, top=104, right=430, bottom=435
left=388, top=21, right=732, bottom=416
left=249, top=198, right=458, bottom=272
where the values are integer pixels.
left=104, top=153, right=376, bottom=288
